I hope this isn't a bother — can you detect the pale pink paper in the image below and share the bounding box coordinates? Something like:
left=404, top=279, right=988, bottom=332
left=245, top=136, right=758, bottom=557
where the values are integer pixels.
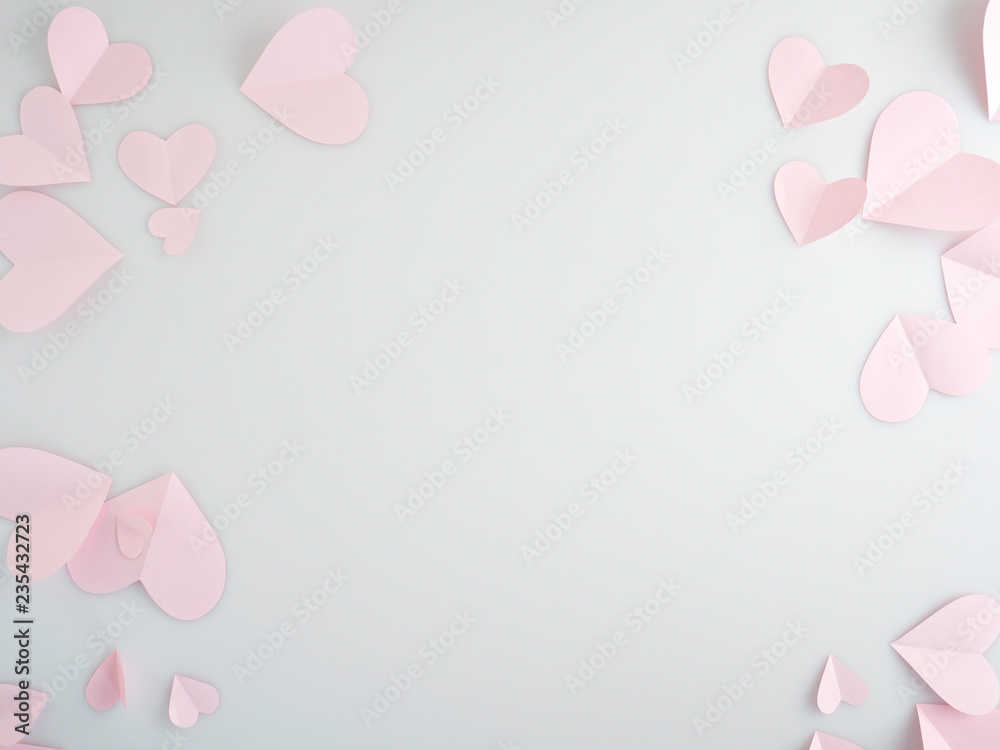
left=774, top=161, right=866, bottom=245
left=942, top=221, right=1000, bottom=347
left=118, top=125, right=216, bottom=205
left=0, top=684, right=47, bottom=745
left=0, top=448, right=112, bottom=580
left=168, top=675, right=219, bottom=728
left=240, top=8, right=369, bottom=145
left=148, top=207, right=201, bottom=255
left=918, top=703, right=1000, bottom=750
left=817, top=655, right=868, bottom=714
left=864, top=92, right=1000, bottom=230
left=809, top=732, right=864, bottom=750
left=48, top=7, right=152, bottom=105
left=859, top=315, right=991, bottom=422
left=116, top=514, right=151, bottom=560
left=0, top=87, right=89, bottom=186
left=893, top=595, right=1000, bottom=715
left=0, top=191, right=123, bottom=333
left=85, top=649, right=125, bottom=710
left=985, top=1, right=1000, bottom=121
left=67, top=474, right=225, bottom=621
left=768, top=38, right=868, bottom=128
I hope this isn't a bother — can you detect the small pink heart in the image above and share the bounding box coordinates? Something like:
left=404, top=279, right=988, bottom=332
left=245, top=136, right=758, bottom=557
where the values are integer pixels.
left=0, top=191, right=123, bottom=333
left=809, top=732, right=864, bottom=750
left=768, top=38, right=869, bottom=127
left=817, top=655, right=868, bottom=714
left=119, top=125, right=216, bottom=205
left=48, top=7, right=152, bottom=105
left=168, top=675, right=219, bottom=728
left=240, top=8, right=369, bottom=145
left=116, top=513, right=152, bottom=559
left=942, top=222, right=1000, bottom=348
left=774, top=161, right=866, bottom=245
left=148, top=207, right=201, bottom=256
left=86, top=649, right=126, bottom=710
left=0, top=86, right=90, bottom=186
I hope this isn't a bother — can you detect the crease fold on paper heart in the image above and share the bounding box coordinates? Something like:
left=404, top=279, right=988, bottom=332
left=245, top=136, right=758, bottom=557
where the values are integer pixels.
left=168, top=675, right=219, bottom=728
left=817, top=655, right=868, bottom=714
left=0, top=684, right=48, bottom=745
left=86, top=649, right=125, bottom=710
left=768, top=37, right=869, bottom=127
left=0, top=86, right=90, bottom=187
left=809, top=731, right=865, bottom=750
left=148, top=207, right=201, bottom=255
left=118, top=125, right=216, bottom=205
left=918, top=703, right=1000, bottom=749
left=860, top=315, right=991, bottom=422
left=893, top=595, right=1000, bottom=715
left=774, top=161, right=866, bottom=245
left=942, top=221, right=1000, bottom=348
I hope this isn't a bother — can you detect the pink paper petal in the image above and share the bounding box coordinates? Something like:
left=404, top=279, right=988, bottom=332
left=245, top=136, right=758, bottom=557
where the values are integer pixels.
left=774, top=161, right=866, bottom=245
left=240, top=8, right=369, bottom=145
left=809, top=732, right=864, bottom=750
left=893, top=595, right=1000, bottom=715
left=918, top=703, right=1000, bottom=749
left=0, top=684, right=48, bottom=745
left=942, top=221, right=1000, bottom=348
left=0, top=191, right=123, bottom=333
left=148, top=207, right=201, bottom=256
left=864, top=91, right=1000, bottom=231
left=768, top=38, right=868, bottom=128
left=118, top=125, right=216, bottom=205
left=115, top=514, right=151, bottom=560
left=859, top=315, right=991, bottom=422
left=168, top=675, right=218, bottom=729
left=0, top=87, right=89, bottom=186
left=85, top=649, right=125, bottom=710
left=48, top=7, right=152, bottom=105
left=817, top=655, right=868, bottom=714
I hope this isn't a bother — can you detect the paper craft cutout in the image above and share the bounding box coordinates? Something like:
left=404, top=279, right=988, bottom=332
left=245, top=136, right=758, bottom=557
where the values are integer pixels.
left=68, top=473, right=225, bottom=621
left=0, top=87, right=89, bottom=186
left=774, top=161, right=866, bottom=245
left=168, top=675, right=219, bottom=728
left=892, top=594, right=1000, bottom=715
left=116, top=514, right=152, bottom=559
left=859, top=315, right=991, bottom=422
left=809, top=732, right=864, bottom=750
left=0, top=448, right=112, bottom=580
left=768, top=38, right=868, bottom=127
left=864, top=91, right=1000, bottom=231
left=148, top=207, right=201, bottom=255
left=240, top=8, right=369, bottom=145
left=0, top=191, right=123, bottom=333
left=942, top=222, right=1000, bottom=348
left=48, top=7, right=152, bottom=105
left=0, top=684, right=47, bottom=745
left=985, top=1, right=1000, bottom=121
left=917, top=703, right=1000, bottom=750
left=817, top=655, right=868, bottom=714
left=85, top=650, right=125, bottom=710
left=118, top=125, right=216, bottom=205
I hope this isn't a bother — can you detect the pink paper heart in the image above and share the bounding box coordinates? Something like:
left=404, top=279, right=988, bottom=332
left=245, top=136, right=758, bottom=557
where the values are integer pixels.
left=768, top=38, right=869, bottom=128
left=48, top=7, right=152, bottom=105
left=0, top=87, right=89, bottom=186
left=68, top=474, right=225, bottom=621
left=118, top=125, right=216, bottom=205
left=774, top=161, right=866, bottom=245
left=116, top=514, right=152, bottom=560
left=148, top=207, right=201, bottom=256
left=918, top=703, right=1000, bottom=750
left=0, top=448, right=112, bottom=581
left=864, top=91, right=1000, bottom=231
left=85, top=649, right=125, bottom=710
left=985, top=1, right=1000, bottom=121
left=817, top=655, right=868, bottom=714
left=893, top=595, right=1000, bottom=715
left=240, top=8, right=369, bottom=145
left=942, top=221, right=1000, bottom=348
left=860, top=314, right=991, bottom=422
left=809, top=732, right=864, bottom=750
left=168, top=675, right=219, bottom=728
left=0, top=191, right=123, bottom=333
left=0, top=684, right=48, bottom=745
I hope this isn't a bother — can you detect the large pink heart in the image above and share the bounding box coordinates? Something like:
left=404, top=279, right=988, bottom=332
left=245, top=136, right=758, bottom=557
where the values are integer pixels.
left=864, top=91, right=1000, bottom=231
left=0, top=87, right=89, bottom=186
left=942, top=221, right=1000, bottom=348
left=118, top=125, right=216, bottom=205
left=918, top=704, right=1000, bottom=749
left=67, top=474, right=225, bottom=621
left=48, top=6, right=152, bottom=105
left=240, top=8, right=369, bottom=145
left=768, top=38, right=869, bottom=128
left=774, top=161, right=866, bottom=245
left=859, top=314, right=991, bottom=422
left=0, top=191, right=123, bottom=333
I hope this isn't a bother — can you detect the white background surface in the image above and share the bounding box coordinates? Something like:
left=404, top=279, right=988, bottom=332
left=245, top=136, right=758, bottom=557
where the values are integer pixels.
left=2, top=0, right=1000, bottom=747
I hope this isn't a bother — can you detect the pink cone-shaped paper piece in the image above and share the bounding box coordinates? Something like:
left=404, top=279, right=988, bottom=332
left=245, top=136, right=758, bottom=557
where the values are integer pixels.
left=809, top=732, right=864, bottom=750
left=85, top=649, right=125, bottom=710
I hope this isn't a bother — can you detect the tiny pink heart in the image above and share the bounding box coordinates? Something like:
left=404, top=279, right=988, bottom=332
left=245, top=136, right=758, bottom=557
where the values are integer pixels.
left=774, top=161, right=866, bottom=245
left=85, top=649, right=126, bottom=710
left=119, top=125, right=216, bottom=205
left=817, top=655, right=868, bottom=714
left=768, top=38, right=869, bottom=127
left=168, top=675, right=219, bottom=728
left=148, top=207, right=201, bottom=256
left=116, top=513, right=152, bottom=559
left=0, top=86, right=89, bottom=186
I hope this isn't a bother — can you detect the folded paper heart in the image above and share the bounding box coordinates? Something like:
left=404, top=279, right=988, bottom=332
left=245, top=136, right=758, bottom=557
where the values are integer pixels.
left=942, top=222, right=1000, bottom=348
left=67, top=473, right=225, bottom=621
left=168, top=675, right=219, bottom=728
left=893, top=595, right=1000, bottom=715
left=0, top=191, right=123, bottom=333
left=768, top=38, right=869, bottom=127
left=85, top=650, right=125, bottom=711
left=860, top=315, right=991, bottom=422
left=984, top=1, right=1000, bottom=121
left=118, top=125, right=216, bottom=205
left=864, top=91, right=1000, bottom=231
left=240, top=8, right=369, bottom=144
left=48, top=6, right=152, bottom=105
left=148, top=207, right=201, bottom=255
left=0, top=448, right=112, bottom=580
left=0, top=87, right=89, bottom=187
left=774, top=161, right=866, bottom=245
left=918, top=703, right=1000, bottom=750
left=0, top=684, right=48, bottom=745
left=809, top=732, right=864, bottom=750
left=817, top=655, right=868, bottom=714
